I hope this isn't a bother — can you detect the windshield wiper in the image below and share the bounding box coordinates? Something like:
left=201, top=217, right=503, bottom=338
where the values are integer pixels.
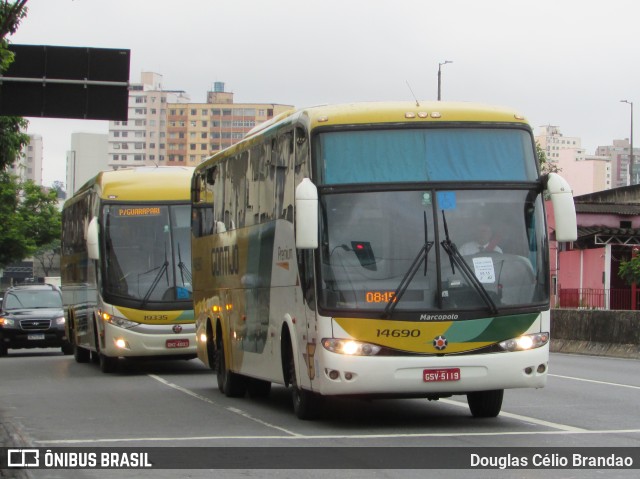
left=141, top=244, right=170, bottom=308
left=383, top=211, right=433, bottom=318
left=440, top=210, right=498, bottom=315
left=176, top=244, right=192, bottom=285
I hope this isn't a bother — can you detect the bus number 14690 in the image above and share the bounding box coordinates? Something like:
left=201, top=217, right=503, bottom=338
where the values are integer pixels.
left=376, top=329, right=420, bottom=338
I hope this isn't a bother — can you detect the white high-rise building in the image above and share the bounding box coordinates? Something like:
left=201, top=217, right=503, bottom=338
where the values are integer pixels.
left=11, top=134, right=44, bottom=185
left=66, top=133, right=109, bottom=195
left=107, top=72, right=190, bottom=169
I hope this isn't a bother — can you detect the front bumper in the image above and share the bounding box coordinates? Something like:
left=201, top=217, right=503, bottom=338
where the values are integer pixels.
left=311, top=343, right=549, bottom=396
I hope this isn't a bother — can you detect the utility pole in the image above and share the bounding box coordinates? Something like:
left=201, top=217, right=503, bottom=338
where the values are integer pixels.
left=437, top=61, right=452, bottom=101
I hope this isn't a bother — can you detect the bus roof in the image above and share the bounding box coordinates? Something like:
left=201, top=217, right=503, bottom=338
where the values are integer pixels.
left=198, top=101, right=530, bottom=171
left=68, top=166, right=194, bottom=204
left=299, top=101, right=529, bottom=128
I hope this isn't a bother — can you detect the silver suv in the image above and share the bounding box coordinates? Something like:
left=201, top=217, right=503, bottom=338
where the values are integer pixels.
left=0, top=284, right=72, bottom=356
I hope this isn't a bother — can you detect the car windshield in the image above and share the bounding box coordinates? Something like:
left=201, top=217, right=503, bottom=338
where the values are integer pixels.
left=4, top=290, right=62, bottom=310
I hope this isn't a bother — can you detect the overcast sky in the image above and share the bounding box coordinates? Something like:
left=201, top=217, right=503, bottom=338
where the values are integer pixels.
left=9, top=0, right=640, bottom=187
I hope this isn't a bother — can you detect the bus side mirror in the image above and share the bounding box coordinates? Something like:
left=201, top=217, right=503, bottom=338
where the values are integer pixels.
left=545, top=173, right=577, bottom=242
left=295, top=178, right=318, bottom=249
left=86, top=216, right=100, bottom=260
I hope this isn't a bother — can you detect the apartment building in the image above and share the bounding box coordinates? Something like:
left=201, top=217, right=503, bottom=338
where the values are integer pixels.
left=107, top=72, right=190, bottom=169
left=535, top=125, right=611, bottom=195
left=595, top=139, right=640, bottom=188
left=166, top=82, right=293, bottom=167
left=11, top=134, right=43, bottom=184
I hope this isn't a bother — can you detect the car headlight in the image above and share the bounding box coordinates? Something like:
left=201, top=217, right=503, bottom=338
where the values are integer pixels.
left=322, top=338, right=382, bottom=356
left=499, top=332, right=549, bottom=352
left=0, top=317, right=15, bottom=327
left=55, top=316, right=65, bottom=325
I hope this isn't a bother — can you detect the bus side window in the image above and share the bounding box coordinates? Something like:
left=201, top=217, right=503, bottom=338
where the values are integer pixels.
left=276, top=131, right=293, bottom=221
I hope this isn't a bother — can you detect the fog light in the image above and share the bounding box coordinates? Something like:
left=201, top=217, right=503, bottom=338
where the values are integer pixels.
left=200, top=333, right=207, bottom=343
left=344, top=372, right=353, bottom=380
left=537, top=363, right=547, bottom=374
left=328, top=370, right=340, bottom=380
left=115, top=338, right=127, bottom=349
left=524, top=367, right=533, bottom=375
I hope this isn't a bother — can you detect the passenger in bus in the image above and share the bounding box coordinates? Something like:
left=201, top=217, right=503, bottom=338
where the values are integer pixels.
left=459, top=223, right=503, bottom=255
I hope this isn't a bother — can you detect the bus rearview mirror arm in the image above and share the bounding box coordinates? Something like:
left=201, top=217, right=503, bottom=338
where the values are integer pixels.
left=295, top=178, right=319, bottom=249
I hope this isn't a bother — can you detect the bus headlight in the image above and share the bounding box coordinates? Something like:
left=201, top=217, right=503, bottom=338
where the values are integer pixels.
left=101, top=311, right=138, bottom=329
left=322, top=338, right=381, bottom=356
left=499, top=332, right=549, bottom=352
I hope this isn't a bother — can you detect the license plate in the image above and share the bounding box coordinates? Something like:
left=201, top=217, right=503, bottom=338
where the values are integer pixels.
left=423, top=368, right=461, bottom=382
left=166, top=339, right=189, bottom=349
left=27, top=334, right=45, bottom=341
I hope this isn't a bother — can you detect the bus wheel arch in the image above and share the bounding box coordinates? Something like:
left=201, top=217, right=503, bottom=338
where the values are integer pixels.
left=69, top=310, right=90, bottom=363
left=94, top=315, right=118, bottom=373
left=205, top=317, right=216, bottom=370
left=281, top=324, right=322, bottom=420
left=214, top=318, right=246, bottom=397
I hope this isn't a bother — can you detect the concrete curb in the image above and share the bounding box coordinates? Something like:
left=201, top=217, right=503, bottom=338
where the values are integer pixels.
left=550, top=339, right=640, bottom=360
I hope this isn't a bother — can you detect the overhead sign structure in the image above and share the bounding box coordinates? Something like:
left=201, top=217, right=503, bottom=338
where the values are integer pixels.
left=0, top=44, right=130, bottom=121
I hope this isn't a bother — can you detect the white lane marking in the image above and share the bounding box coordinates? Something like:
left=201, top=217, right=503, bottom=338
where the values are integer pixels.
left=38, top=429, right=640, bottom=445
left=46, top=374, right=638, bottom=445
left=147, top=374, right=301, bottom=437
left=549, top=373, right=640, bottom=390
left=439, top=398, right=587, bottom=432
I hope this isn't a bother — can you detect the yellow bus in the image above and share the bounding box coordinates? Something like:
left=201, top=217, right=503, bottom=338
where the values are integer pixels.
left=191, top=102, right=577, bottom=419
left=61, top=167, right=196, bottom=373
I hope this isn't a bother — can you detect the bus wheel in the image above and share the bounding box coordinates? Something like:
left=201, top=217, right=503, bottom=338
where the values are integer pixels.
left=467, top=389, right=504, bottom=418
left=247, top=378, right=271, bottom=398
left=99, top=353, right=118, bottom=373
left=288, top=348, right=322, bottom=420
left=73, top=344, right=91, bottom=363
left=215, top=335, right=246, bottom=397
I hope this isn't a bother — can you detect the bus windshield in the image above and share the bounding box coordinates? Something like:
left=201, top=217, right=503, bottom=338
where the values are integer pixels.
left=318, top=188, right=548, bottom=317
left=315, top=128, right=538, bottom=184
left=101, top=204, right=192, bottom=305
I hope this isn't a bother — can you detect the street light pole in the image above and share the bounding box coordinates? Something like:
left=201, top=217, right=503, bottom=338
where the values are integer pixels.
left=437, top=61, right=452, bottom=101
left=621, top=100, right=634, bottom=185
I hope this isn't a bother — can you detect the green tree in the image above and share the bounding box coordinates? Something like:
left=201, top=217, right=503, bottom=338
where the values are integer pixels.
left=618, top=249, right=640, bottom=286
left=536, top=140, right=561, bottom=174
left=0, top=171, right=61, bottom=268
left=1, top=1, right=30, bottom=171
left=33, top=238, right=61, bottom=277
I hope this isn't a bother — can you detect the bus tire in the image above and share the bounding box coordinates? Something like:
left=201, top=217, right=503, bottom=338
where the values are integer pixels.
left=99, top=353, right=118, bottom=373
left=287, top=346, right=322, bottom=420
left=73, top=344, right=91, bottom=363
left=467, top=389, right=504, bottom=418
left=215, top=332, right=246, bottom=397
